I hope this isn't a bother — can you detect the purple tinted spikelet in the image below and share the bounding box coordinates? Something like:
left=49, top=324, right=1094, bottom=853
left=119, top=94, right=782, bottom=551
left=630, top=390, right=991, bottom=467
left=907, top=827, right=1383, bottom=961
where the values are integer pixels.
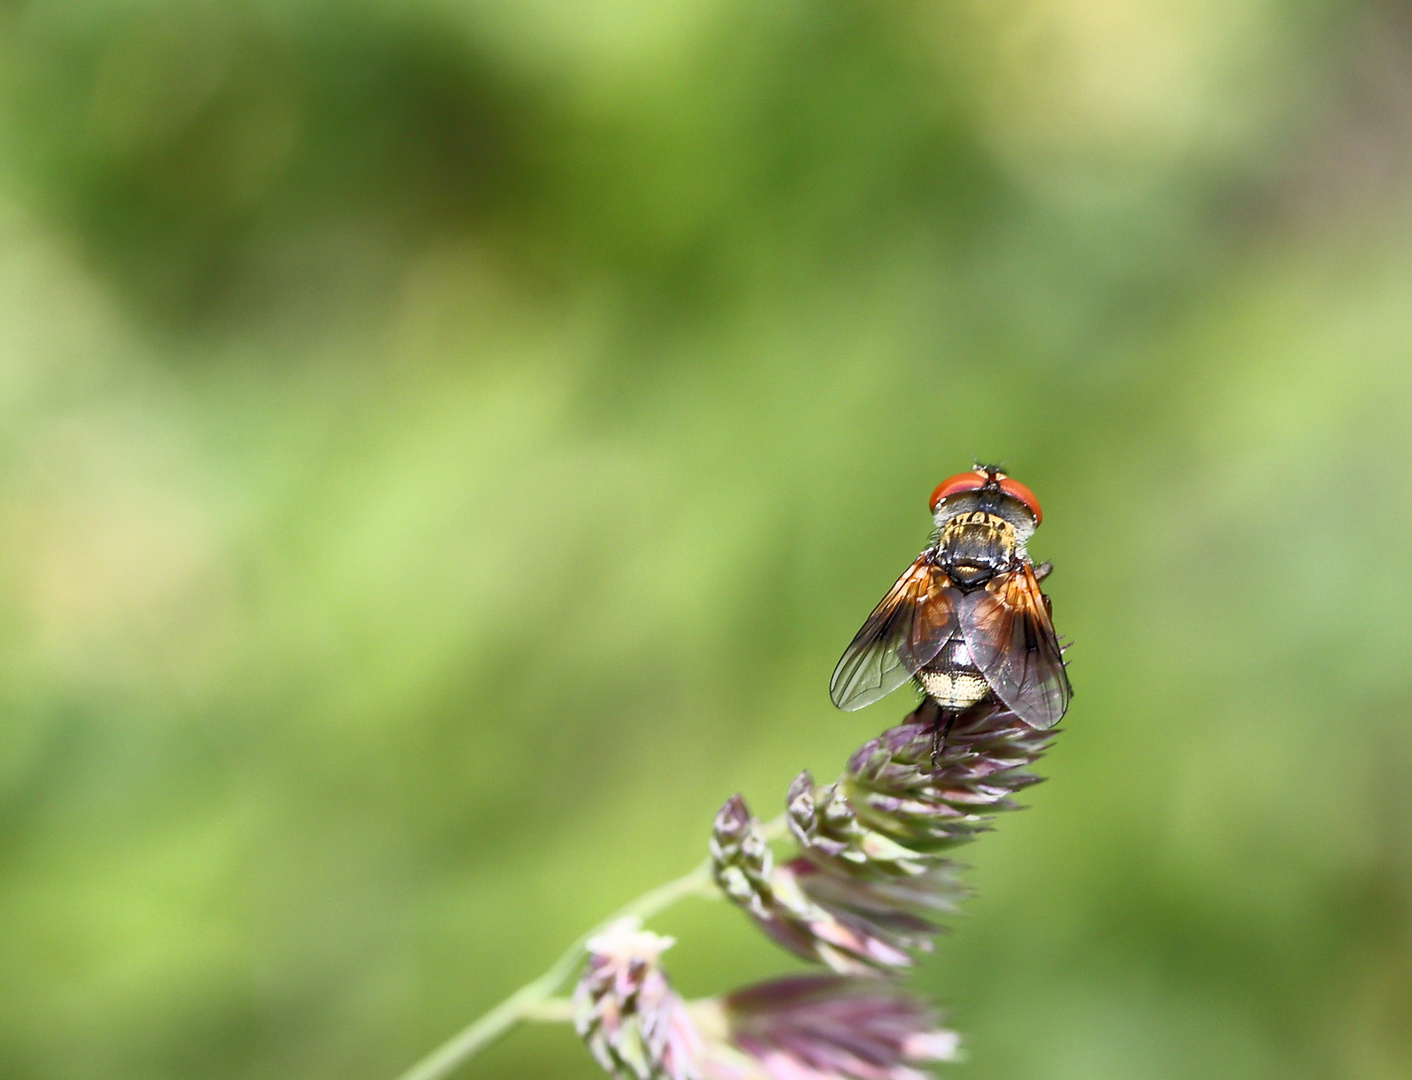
left=711, top=795, right=776, bottom=922
left=711, top=793, right=947, bottom=974
left=696, top=975, right=960, bottom=1080
left=842, top=699, right=1055, bottom=852
left=574, top=920, right=703, bottom=1080
left=572, top=921, right=957, bottom=1080
left=712, top=698, right=1055, bottom=974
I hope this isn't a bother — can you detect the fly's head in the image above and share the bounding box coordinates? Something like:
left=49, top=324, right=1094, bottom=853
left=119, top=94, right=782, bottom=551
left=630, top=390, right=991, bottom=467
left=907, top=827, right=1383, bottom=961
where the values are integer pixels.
left=928, top=466, right=1042, bottom=588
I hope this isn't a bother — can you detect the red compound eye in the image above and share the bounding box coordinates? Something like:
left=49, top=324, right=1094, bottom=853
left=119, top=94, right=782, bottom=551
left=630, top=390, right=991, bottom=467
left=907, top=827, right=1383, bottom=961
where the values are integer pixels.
left=928, top=470, right=1043, bottom=524
left=928, top=471, right=987, bottom=513
left=998, top=476, right=1042, bottom=525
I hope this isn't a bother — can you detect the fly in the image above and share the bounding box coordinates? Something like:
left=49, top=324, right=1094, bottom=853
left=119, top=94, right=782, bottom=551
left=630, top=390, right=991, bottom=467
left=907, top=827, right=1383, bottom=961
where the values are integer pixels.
left=829, top=466, right=1071, bottom=761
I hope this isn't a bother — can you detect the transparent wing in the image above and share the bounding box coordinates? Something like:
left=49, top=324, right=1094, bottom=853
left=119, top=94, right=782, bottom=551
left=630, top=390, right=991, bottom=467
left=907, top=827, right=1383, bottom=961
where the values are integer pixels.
left=958, top=562, right=1070, bottom=730
left=829, top=555, right=960, bottom=711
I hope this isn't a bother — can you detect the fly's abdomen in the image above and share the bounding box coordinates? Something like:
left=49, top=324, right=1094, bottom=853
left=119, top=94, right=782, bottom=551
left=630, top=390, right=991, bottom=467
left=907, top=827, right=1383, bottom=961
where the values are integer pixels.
left=915, top=634, right=990, bottom=710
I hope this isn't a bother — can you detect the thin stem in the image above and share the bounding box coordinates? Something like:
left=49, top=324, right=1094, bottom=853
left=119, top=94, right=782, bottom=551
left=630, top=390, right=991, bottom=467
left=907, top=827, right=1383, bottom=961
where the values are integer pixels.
left=392, top=854, right=726, bottom=1080
left=520, top=997, right=573, bottom=1022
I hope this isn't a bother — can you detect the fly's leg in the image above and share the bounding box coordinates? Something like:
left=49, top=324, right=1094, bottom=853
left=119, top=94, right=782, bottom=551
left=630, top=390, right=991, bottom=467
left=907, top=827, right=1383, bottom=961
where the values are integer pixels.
left=930, top=708, right=959, bottom=770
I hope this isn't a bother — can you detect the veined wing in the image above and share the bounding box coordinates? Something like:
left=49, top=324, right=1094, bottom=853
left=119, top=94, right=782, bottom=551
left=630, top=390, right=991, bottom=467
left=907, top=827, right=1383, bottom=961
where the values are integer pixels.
left=958, top=562, right=1070, bottom=730
left=829, top=555, right=960, bottom=711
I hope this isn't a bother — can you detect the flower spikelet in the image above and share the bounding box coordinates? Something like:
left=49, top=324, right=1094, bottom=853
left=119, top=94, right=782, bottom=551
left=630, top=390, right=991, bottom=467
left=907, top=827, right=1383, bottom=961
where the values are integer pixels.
left=842, top=699, right=1055, bottom=852
left=711, top=793, right=953, bottom=974
left=713, top=697, right=1055, bottom=973
left=574, top=918, right=703, bottom=1080
left=695, top=975, right=960, bottom=1080
left=787, top=773, right=929, bottom=878
left=711, top=795, right=776, bottom=920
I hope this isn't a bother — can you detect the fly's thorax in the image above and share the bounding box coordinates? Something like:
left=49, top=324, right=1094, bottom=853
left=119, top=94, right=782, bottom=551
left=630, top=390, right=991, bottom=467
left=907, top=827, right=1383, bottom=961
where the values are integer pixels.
left=934, top=510, right=1021, bottom=588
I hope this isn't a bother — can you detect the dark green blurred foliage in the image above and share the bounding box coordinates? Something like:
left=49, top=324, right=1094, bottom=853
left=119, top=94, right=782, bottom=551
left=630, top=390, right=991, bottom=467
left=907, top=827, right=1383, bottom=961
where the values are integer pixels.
left=0, top=1, right=1410, bottom=1079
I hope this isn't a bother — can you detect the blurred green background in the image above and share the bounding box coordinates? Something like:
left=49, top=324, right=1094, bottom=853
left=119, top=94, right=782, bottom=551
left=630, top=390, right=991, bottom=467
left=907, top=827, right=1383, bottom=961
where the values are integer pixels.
left=1, top=1, right=1411, bottom=1078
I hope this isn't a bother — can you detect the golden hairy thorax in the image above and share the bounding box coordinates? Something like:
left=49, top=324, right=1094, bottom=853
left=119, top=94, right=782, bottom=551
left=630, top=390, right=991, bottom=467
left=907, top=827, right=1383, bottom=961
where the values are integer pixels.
left=936, top=511, right=1017, bottom=589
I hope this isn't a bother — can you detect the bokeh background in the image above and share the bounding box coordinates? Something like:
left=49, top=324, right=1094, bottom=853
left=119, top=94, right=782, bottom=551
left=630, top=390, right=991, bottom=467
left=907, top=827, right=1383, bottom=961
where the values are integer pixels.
left=2, top=1, right=1411, bottom=1078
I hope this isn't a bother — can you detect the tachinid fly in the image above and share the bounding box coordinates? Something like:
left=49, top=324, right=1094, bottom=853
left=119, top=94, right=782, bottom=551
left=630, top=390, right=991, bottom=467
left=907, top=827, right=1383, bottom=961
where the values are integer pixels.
left=829, top=466, right=1070, bottom=751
